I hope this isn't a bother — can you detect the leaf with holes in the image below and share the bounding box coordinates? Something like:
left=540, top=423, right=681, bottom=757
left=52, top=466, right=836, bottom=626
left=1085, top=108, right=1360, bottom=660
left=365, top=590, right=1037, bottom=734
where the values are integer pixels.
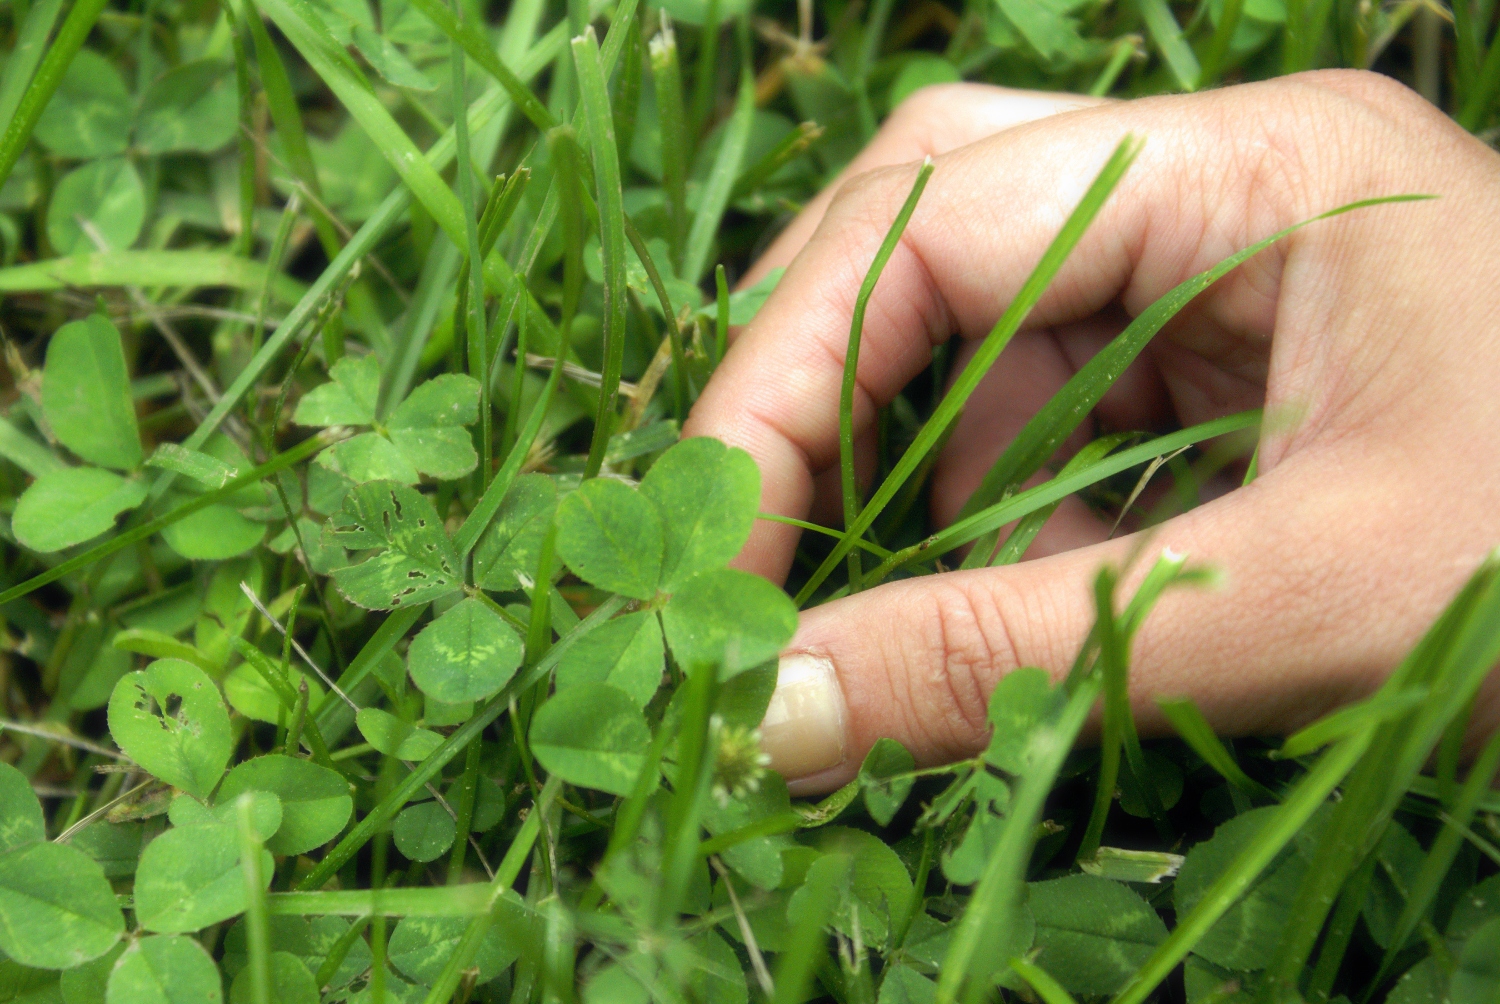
left=407, top=597, right=523, bottom=703
left=327, top=482, right=462, bottom=609
left=638, top=437, right=760, bottom=591
left=107, top=659, right=233, bottom=800
left=42, top=314, right=141, bottom=470
left=0, top=840, right=124, bottom=968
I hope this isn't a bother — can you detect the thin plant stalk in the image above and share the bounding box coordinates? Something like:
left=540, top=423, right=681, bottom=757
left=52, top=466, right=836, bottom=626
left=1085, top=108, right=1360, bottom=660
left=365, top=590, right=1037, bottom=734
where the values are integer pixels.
left=839, top=158, right=933, bottom=593
left=796, top=135, right=1143, bottom=606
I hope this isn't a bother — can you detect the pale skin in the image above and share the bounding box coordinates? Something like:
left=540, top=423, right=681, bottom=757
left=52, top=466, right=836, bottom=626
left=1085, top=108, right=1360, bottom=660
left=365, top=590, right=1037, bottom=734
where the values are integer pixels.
left=683, top=69, right=1500, bottom=793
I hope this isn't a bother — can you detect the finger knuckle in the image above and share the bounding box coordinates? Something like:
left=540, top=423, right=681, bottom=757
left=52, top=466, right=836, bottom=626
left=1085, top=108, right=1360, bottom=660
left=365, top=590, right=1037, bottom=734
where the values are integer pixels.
left=897, top=574, right=1027, bottom=760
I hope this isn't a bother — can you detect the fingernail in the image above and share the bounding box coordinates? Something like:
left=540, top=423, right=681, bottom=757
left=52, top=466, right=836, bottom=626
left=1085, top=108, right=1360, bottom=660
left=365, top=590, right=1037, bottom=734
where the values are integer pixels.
left=759, top=653, right=847, bottom=779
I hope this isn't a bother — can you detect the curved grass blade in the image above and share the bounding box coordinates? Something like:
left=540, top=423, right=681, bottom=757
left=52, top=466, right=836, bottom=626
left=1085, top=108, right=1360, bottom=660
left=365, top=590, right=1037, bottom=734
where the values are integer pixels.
left=683, top=64, right=755, bottom=284
left=841, top=158, right=933, bottom=593
left=796, top=135, right=1143, bottom=606
left=1157, top=696, right=1279, bottom=802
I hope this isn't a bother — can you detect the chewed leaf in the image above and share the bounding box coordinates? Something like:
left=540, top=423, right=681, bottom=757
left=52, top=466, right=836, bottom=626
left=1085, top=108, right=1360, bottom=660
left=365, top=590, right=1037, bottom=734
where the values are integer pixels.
left=639, top=437, right=760, bottom=591
left=661, top=568, right=797, bottom=677
left=13, top=467, right=147, bottom=552
left=529, top=683, right=651, bottom=796
left=555, top=477, right=663, bottom=600
left=474, top=474, right=557, bottom=591
left=407, top=597, right=523, bottom=704
left=328, top=482, right=462, bottom=609
left=107, top=659, right=233, bottom=800
left=294, top=352, right=381, bottom=427
left=41, top=314, right=141, bottom=470
left=0, top=841, right=123, bottom=968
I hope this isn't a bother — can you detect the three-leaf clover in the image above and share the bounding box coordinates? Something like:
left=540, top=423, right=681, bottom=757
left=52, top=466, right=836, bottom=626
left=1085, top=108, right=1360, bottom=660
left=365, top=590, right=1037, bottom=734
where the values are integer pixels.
left=34, top=51, right=239, bottom=254
left=295, top=353, right=481, bottom=484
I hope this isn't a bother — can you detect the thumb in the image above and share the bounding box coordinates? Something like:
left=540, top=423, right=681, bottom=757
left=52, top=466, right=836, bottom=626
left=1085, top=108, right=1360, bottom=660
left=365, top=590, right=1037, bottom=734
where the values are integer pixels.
left=756, top=446, right=1492, bottom=792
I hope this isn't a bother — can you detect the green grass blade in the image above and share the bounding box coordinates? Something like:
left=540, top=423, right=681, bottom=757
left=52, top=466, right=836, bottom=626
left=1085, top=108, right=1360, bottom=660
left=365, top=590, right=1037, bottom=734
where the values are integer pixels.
left=0, top=0, right=109, bottom=190
left=715, top=264, right=730, bottom=362
left=1370, top=725, right=1500, bottom=996
left=650, top=19, right=690, bottom=267
left=1010, top=959, right=1081, bottom=1004
left=1137, top=0, right=1200, bottom=89
left=623, top=217, right=690, bottom=412
left=866, top=411, right=1260, bottom=586
left=404, top=0, right=555, bottom=132
left=683, top=63, right=755, bottom=283
left=940, top=676, right=1102, bottom=1003
left=1199, top=0, right=1244, bottom=86
left=796, top=135, right=1143, bottom=606
left=451, top=13, right=490, bottom=491
left=984, top=434, right=1131, bottom=568
left=955, top=194, right=1430, bottom=566
left=1276, top=688, right=1431, bottom=760
left=771, top=854, right=850, bottom=1004
left=257, top=0, right=466, bottom=241
left=420, top=777, right=559, bottom=1004
left=575, top=25, right=630, bottom=479
left=841, top=158, right=934, bottom=593
left=1157, top=696, right=1279, bottom=802
left=731, top=121, right=823, bottom=201
left=236, top=795, right=273, bottom=1004
left=1110, top=727, right=1374, bottom=1004
left=0, top=0, right=64, bottom=145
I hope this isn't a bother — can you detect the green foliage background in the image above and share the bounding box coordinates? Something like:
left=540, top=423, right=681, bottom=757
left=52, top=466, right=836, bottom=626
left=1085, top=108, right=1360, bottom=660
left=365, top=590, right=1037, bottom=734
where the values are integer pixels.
left=0, top=0, right=1498, bottom=1002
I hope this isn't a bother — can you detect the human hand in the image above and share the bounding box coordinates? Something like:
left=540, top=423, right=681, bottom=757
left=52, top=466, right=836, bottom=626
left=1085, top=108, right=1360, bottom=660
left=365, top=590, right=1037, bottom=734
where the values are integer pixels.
left=683, top=71, right=1500, bottom=791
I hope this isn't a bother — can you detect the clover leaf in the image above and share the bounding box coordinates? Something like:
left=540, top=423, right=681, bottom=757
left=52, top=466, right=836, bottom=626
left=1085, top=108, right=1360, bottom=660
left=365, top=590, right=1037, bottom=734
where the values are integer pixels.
left=295, top=354, right=480, bottom=484
left=327, top=481, right=462, bottom=609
